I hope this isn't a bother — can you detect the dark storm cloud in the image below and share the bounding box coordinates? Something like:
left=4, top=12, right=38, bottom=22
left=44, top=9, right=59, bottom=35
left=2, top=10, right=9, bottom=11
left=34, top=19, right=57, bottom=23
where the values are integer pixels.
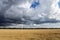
left=0, top=0, right=60, bottom=26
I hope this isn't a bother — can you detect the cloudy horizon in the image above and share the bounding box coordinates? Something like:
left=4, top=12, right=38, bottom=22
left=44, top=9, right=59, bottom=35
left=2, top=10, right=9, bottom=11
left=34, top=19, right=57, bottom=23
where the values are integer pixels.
left=0, top=0, right=60, bottom=28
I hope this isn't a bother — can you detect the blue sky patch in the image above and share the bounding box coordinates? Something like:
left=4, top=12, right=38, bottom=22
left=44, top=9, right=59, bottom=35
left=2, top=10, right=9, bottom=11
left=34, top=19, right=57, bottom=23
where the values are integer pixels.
left=30, top=0, right=40, bottom=8
left=58, top=1, right=60, bottom=8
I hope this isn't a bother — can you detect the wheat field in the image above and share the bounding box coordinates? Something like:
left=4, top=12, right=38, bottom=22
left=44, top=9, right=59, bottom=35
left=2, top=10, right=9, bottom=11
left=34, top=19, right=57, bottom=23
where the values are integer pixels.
left=0, top=29, right=60, bottom=40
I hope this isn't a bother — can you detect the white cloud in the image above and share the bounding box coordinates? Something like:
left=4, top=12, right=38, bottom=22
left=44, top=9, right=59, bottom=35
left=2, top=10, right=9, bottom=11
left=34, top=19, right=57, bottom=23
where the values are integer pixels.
left=49, top=0, right=60, bottom=20
left=4, top=0, right=60, bottom=24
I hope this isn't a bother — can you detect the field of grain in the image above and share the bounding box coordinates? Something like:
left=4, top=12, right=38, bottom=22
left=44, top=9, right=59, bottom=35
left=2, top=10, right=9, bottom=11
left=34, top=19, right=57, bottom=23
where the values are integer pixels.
left=0, top=29, right=60, bottom=40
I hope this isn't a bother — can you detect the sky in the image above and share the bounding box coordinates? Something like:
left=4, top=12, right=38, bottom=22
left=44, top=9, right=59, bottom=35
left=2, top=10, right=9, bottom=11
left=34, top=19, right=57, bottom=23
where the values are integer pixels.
left=0, top=0, right=60, bottom=25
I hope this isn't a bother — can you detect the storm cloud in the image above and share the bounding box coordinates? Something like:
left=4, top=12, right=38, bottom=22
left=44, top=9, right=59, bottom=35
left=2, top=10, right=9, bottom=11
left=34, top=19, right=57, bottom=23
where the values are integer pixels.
left=0, top=0, right=60, bottom=26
